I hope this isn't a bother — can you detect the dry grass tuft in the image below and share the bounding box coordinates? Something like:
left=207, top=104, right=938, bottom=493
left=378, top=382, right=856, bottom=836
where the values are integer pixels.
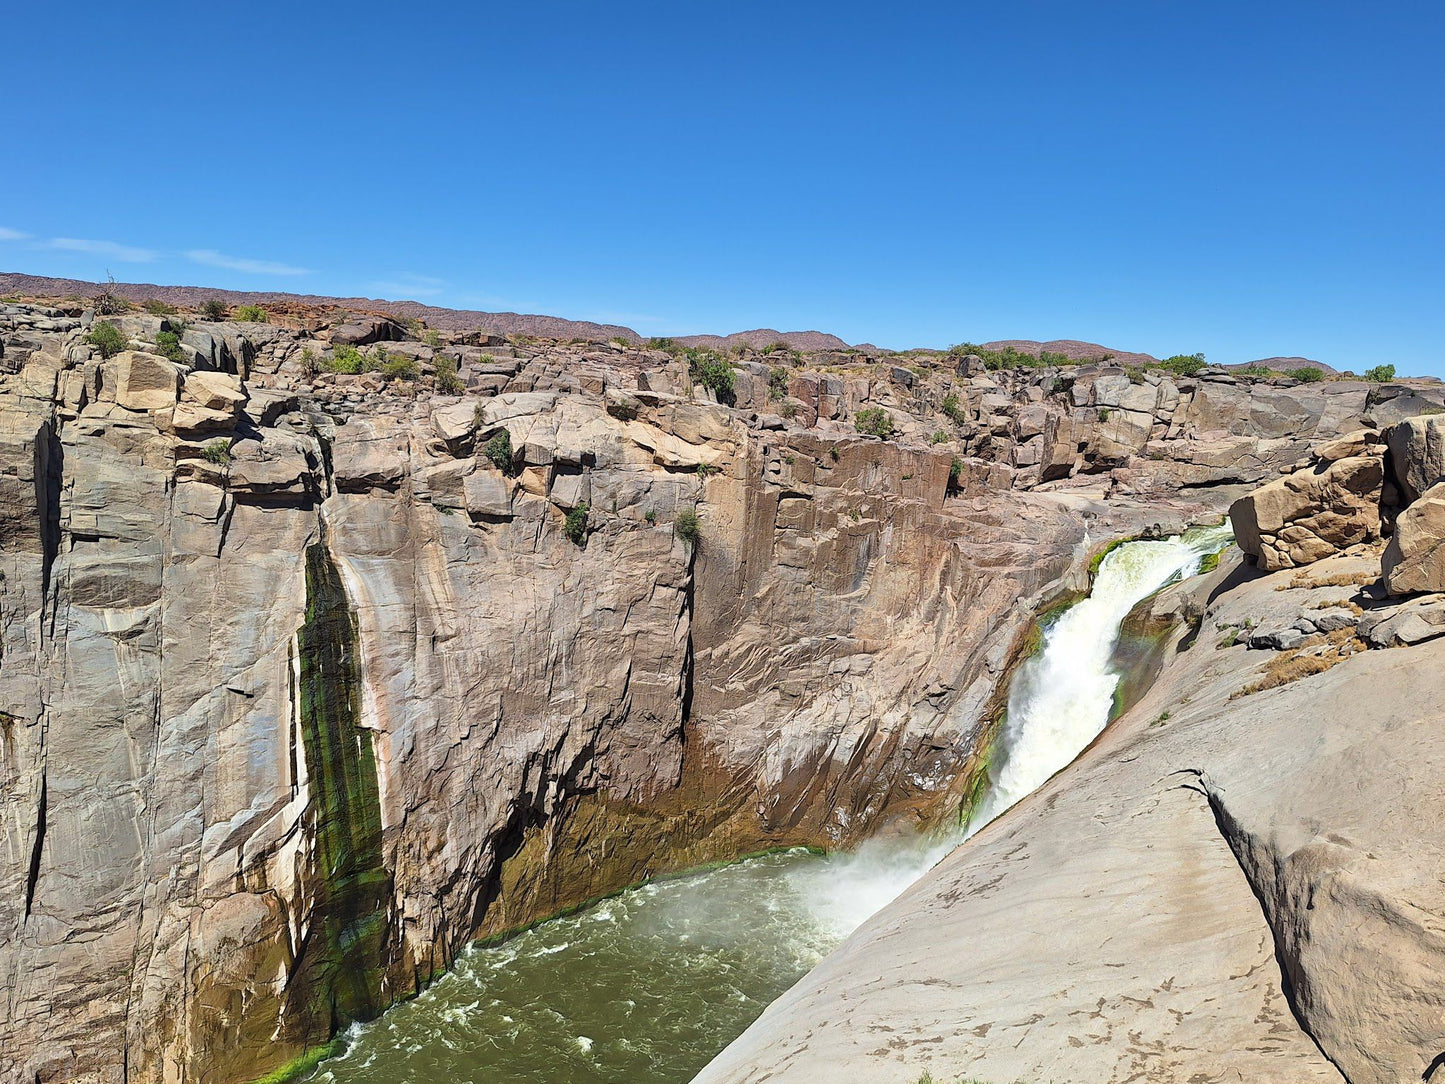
left=1280, top=570, right=1378, bottom=591
left=1231, top=630, right=1365, bottom=698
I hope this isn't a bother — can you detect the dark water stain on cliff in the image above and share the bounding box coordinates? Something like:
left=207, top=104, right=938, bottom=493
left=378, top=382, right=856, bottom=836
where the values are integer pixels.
left=290, top=540, right=393, bottom=1036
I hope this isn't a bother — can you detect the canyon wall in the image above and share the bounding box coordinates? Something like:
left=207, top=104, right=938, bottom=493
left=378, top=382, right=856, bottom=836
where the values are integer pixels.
left=0, top=301, right=1435, bottom=1082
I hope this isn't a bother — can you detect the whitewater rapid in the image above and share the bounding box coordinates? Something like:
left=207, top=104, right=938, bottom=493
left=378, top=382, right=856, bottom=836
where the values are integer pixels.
left=794, top=521, right=1233, bottom=934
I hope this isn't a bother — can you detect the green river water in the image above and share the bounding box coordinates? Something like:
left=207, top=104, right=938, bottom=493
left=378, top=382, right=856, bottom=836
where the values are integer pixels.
left=311, top=850, right=840, bottom=1084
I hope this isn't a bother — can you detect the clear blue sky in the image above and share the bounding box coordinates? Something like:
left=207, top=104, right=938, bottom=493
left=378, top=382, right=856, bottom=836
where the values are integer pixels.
left=3, top=1, right=1441, bottom=372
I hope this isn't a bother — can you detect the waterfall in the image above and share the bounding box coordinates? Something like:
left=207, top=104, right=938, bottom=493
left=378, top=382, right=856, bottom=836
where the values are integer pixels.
left=794, top=522, right=1232, bottom=936
left=971, top=522, right=1233, bottom=827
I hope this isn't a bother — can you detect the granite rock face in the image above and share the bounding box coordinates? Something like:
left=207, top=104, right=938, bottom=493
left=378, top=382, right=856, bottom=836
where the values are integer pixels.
left=1229, top=445, right=1384, bottom=569
left=0, top=300, right=1438, bottom=1083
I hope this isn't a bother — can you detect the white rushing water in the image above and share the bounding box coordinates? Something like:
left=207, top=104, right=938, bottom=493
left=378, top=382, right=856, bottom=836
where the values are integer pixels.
left=794, top=522, right=1233, bottom=935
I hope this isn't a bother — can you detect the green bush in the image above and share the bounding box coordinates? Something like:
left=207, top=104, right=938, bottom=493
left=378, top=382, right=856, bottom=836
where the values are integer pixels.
left=380, top=354, right=420, bottom=381
left=941, top=391, right=968, bottom=425
left=1239, top=363, right=1274, bottom=377
left=483, top=429, right=516, bottom=474
left=234, top=304, right=267, bottom=323
left=686, top=348, right=736, bottom=404
left=143, top=299, right=176, bottom=315
left=646, top=337, right=681, bottom=355
left=202, top=298, right=228, bottom=320
left=930, top=430, right=948, bottom=444
left=1364, top=364, right=1396, bottom=383
left=425, top=329, right=444, bottom=349
left=85, top=321, right=129, bottom=359
left=564, top=503, right=589, bottom=545
left=951, top=342, right=1072, bottom=370
left=1287, top=366, right=1324, bottom=383
left=769, top=366, right=789, bottom=400
left=325, top=345, right=366, bottom=374
left=674, top=507, right=700, bottom=545
left=1159, top=353, right=1206, bottom=377
left=696, top=461, right=720, bottom=478
left=854, top=406, right=895, bottom=438
left=435, top=354, right=464, bottom=394
left=948, top=456, right=964, bottom=486
left=155, top=330, right=186, bottom=362
left=200, top=440, right=232, bottom=464
left=644, top=508, right=656, bottom=525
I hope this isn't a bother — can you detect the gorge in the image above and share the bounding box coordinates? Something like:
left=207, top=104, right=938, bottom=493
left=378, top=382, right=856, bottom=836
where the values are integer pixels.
left=2, top=289, right=1444, bottom=1084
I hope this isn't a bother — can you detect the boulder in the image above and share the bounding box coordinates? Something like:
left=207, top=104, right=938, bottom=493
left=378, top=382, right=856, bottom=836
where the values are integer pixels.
left=1359, top=595, right=1445, bottom=646
left=110, top=351, right=182, bottom=411
left=182, top=371, right=246, bottom=412
left=1382, top=481, right=1445, bottom=595
left=463, top=469, right=513, bottom=518
left=227, top=434, right=318, bottom=501
left=1229, top=455, right=1383, bottom=570
left=431, top=401, right=478, bottom=449
left=1384, top=414, right=1445, bottom=505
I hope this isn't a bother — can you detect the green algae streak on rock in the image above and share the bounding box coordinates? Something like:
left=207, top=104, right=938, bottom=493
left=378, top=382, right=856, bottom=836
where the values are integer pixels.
left=288, top=540, right=394, bottom=1035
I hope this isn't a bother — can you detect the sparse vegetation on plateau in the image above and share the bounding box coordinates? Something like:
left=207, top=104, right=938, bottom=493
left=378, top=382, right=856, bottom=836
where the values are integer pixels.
left=1364, top=363, right=1396, bottom=382
left=234, top=304, right=267, bottom=323
left=1287, top=366, right=1324, bottom=383
left=1159, top=352, right=1206, bottom=377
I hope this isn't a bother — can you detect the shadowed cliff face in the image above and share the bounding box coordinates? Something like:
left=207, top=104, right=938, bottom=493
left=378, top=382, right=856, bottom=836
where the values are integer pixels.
left=0, top=300, right=1438, bottom=1083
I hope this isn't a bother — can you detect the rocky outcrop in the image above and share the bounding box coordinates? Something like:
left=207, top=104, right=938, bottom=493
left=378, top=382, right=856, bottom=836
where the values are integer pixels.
left=1228, top=437, right=1384, bottom=570
left=1382, top=481, right=1445, bottom=595
left=1, top=298, right=1441, bottom=1083
left=697, top=546, right=1445, bottom=1084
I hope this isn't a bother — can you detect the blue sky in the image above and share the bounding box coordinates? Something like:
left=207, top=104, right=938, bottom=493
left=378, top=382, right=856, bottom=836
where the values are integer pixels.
left=3, top=1, right=1441, bottom=372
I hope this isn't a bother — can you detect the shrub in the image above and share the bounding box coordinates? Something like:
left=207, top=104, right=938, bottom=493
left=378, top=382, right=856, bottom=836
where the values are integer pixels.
left=483, top=429, right=516, bottom=474
left=674, top=507, right=700, bottom=545
left=143, top=299, right=176, bottom=315
left=644, top=509, right=656, bottom=525
left=854, top=406, right=895, bottom=438
left=930, top=430, right=948, bottom=444
left=1159, top=353, right=1206, bottom=377
left=564, top=503, right=589, bottom=545
left=828, top=446, right=840, bottom=462
left=86, top=321, right=129, bottom=359
left=779, top=400, right=799, bottom=419
left=381, top=354, right=420, bottom=381
left=234, top=304, right=267, bottom=323
left=1287, top=366, right=1324, bottom=383
left=941, top=391, right=968, bottom=424
left=299, top=348, right=321, bottom=377
left=948, top=456, right=964, bottom=486
left=155, top=330, right=186, bottom=363
left=1364, top=364, right=1396, bottom=383
left=202, top=299, right=228, bottom=320
left=325, top=345, right=366, bottom=374
left=696, top=461, right=719, bottom=478
left=686, top=348, right=736, bottom=404
left=1239, top=363, right=1273, bottom=377
left=425, top=329, right=443, bottom=349
left=769, top=367, right=789, bottom=400
left=200, top=440, right=232, bottom=464
left=435, top=354, right=464, bottom=394
left=646, top=337, right=681, bottom=354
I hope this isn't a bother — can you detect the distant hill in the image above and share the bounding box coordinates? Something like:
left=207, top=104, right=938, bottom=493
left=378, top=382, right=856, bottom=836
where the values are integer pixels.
left=1236, top=356, right=1342, bottom=376
left=976, top=339, right=1159, bottom=366
left=673, top=328, right=853, bottom=352
left=0, top=272, right=643, bottom=342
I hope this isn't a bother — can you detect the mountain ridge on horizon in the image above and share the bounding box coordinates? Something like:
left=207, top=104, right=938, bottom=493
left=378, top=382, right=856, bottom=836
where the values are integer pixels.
left=0, top=270, right=1331, bottom=372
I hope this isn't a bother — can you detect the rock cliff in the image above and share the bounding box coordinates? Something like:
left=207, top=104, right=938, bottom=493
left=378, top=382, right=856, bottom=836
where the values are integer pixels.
left=699, top=418, right=1445, bottom=1084
left=0, top=298, right=1436, bottom=1082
